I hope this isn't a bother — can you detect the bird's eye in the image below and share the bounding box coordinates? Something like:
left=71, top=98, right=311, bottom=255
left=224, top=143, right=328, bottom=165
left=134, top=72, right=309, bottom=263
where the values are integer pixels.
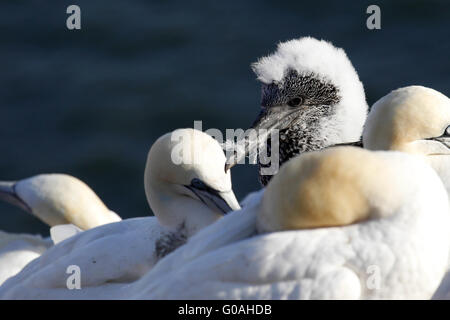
left=191, top=178, right=207, bottom=190
left=445, top=125, right=450, bottom=136
left=287, top=97, right=304, bottom=107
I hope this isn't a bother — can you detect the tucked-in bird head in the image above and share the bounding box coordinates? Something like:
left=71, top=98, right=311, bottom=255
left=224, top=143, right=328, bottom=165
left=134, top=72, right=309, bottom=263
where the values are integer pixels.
left=257, top=147, right=418, bottom=233
left=145, top=128, right=240, bottom=234
left=226, top=37, right=368, bottom=185
left=363, top=86, right=450, bottom=156
left=0, top=174, right=121, bottom=230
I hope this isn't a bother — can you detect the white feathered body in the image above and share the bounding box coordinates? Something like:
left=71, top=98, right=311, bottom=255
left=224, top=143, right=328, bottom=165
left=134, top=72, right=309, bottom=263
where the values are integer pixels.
left=0, top=231, right=51, bottom=285
left=129, top=154, right=450, bottom=300
left=0, top=217, right=168, bottom=299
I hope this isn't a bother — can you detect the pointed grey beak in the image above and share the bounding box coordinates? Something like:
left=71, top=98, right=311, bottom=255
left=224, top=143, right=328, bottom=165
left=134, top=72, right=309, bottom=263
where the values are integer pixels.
left=0, top=181, right=31, bottom=213
left=431, top=136, right=450, bottom=149
left=185, top=179, right=240, bottom=214
left=326, top=140, right=364, bottom=148
left=225, top=105, right=299, bottom=172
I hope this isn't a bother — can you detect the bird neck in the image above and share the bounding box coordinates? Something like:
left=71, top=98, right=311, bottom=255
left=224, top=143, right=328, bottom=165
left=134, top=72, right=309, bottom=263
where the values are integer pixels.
left=147, top=183, right=222, bottom=237
left=258, top=121, right=331, bottom=186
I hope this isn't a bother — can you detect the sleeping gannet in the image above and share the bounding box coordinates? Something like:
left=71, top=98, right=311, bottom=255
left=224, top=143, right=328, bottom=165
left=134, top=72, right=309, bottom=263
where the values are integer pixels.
left=0, top=128, right=240, bottom=298
left=0, top=174, right=121, bottom=285
left=128, top=147, right=450, bottom=300
left=226, top=37, right=368, bottom=186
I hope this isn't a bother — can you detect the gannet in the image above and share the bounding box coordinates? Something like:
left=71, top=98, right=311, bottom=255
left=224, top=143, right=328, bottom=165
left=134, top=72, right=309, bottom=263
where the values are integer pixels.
left=0, top=128, right=240, bottom=299
left=226, top=37, right=368, bottom=186
left=0, top=174, right=121, bottom=229
left=144, top=128, right=240, bottom=240
left=128, top=147, right=450, bottom=299
left=362, top=86, right=450, bottom=192
left=0, top=174, right=121, bottom=285
left=340, top=85, right=450, bottom=299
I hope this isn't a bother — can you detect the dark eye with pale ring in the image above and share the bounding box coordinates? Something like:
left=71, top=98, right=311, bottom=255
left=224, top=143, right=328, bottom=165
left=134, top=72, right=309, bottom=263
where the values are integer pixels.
left=287, top=97, right=304, bottom=107
left=445, top=125, right=450, bottom=136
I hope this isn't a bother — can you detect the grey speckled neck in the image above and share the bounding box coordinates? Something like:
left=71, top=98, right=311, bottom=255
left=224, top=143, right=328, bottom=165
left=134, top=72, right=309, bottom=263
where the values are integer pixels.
left=155, top=227, right=188, bottom=259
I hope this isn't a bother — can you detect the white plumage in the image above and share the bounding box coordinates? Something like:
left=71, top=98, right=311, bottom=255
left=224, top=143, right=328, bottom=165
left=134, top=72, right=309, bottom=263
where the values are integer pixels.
left=127, top=148, right=450, bottom=299
left=0, top=128, right=240, bottom=298
left=2, top=43, right=449, bottom=302
left=0, top=232, right=51, bottom=285
left=0, top=174, right=121, bottom=285
left=359, top=85, right=450, bottom=299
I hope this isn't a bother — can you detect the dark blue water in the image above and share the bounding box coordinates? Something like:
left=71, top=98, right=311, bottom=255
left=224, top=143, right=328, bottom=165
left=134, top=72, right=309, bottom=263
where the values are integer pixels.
left=0, top=0, right=449, bottom=235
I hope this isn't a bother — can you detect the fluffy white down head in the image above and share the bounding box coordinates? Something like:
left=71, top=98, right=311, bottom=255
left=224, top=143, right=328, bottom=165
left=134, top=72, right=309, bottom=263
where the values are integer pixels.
left=252, top=37, right=368, bottom=142
left=257, top=147, right=443, bottom=233
left=15, top=174, right=120, bottom=230
left=363, top=85, right=450, bottom=153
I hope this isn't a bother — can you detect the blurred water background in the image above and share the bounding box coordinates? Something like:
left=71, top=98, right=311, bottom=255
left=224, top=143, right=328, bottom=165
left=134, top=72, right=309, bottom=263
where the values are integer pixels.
left=0, top=0, right=449, bottom=235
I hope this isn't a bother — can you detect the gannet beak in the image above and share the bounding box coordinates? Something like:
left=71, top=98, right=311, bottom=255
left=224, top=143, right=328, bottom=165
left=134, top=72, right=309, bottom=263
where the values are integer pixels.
left=428, top=136, right=450, bottom=155
left=0, top=181, right=32, bottom=213
left=431, top=137, right=450, bottom=148
left=225, top=105, right=299, bottom=171
left=326, top=140, right=364, bottom=148
left=185, top=179, right=240, bottom=214
left=216, top=189, right=241, bottom=212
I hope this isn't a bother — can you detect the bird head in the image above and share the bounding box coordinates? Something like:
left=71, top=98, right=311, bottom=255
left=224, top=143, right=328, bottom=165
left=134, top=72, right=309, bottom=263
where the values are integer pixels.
left=226, top=37, right=368, bottom=171
left=0, top=174, right=120, bottom=230
left=256, top=147, right=433, bottom=233
left=145, top=128, right=240, bottom=232
left=363, top=85, right=450, bottom=156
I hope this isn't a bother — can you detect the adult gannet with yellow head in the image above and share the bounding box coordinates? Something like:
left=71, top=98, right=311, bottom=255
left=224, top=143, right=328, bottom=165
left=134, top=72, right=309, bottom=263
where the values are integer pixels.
left=362, top=86, right=450, bottom=192
left=145, top=128, right=240, bottom=238
left=345, top=85, right=450, bottom=299
left=0, top=174, right=121, bottom=230
left=128, top=147, right=450, bottom=299
left=0, top=174, right=121, bottom=285
left=0, top=128, right=240, bottom=298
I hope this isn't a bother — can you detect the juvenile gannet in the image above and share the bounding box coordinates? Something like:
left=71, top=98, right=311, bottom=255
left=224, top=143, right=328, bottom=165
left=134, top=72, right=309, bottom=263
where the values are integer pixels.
left=128, top=147, right=450, bottom=299
left=0, top=174, right=121, bottom=285
left=0, top=128, right=240, bottom=299
left=226, top=37, right=368, bottom=186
